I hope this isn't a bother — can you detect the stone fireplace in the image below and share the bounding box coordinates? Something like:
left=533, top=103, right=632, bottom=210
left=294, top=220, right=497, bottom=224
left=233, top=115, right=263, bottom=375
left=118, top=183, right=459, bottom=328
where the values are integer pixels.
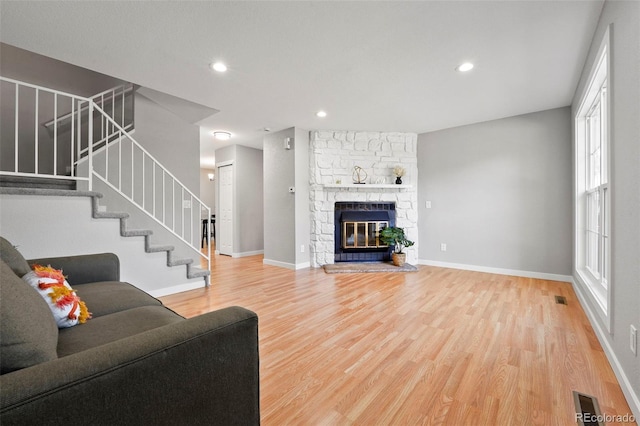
left=310, top=131, right=418, bottom=267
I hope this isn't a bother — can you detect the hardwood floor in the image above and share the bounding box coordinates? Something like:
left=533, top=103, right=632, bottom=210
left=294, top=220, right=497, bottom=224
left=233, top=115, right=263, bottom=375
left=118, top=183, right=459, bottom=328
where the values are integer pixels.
left=161, top=249, right=636, bottom=425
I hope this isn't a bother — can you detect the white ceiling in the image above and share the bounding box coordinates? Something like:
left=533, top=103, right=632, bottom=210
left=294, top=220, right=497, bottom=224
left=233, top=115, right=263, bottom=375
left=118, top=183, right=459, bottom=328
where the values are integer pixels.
left=0, top=1, right=603, bottom=167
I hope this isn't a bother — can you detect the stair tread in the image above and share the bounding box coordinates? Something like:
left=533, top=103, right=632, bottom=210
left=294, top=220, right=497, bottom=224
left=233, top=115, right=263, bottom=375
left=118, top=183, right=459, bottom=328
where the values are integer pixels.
left=122, top=229, right=153, bottom=236
left=168, top=257, right=193, bottom=266
left=146, top=245, right=175, bottom=253
left=95, top=211, right=129, bottom=219
left=0, top=175, right=77, bottom=190
left=0, top=187, right=102, bottom=198
left=188, top=267, right=211, bottom=278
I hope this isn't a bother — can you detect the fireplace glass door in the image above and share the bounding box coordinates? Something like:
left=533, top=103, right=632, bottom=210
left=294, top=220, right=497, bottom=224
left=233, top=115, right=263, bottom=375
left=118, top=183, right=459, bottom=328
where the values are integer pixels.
left=342, top=221, right=388, bottom=249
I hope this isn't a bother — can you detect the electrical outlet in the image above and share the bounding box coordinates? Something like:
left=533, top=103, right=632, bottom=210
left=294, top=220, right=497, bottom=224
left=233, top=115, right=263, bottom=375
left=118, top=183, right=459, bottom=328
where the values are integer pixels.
left=183, top=200, right=191, bottom=209
left=300, top=245, right=305, bottom=253
left=440, top=243, right=447, bottom=252
left=98, top=205, right=107, bottom=212
left=425, top=201, right=432, bottom=209
left=631, top=325, right=637, bottom=355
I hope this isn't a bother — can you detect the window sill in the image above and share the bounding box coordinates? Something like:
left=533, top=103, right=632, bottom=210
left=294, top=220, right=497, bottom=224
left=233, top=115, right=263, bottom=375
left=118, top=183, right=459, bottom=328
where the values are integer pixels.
left=575, top=268, right=608, bottom=321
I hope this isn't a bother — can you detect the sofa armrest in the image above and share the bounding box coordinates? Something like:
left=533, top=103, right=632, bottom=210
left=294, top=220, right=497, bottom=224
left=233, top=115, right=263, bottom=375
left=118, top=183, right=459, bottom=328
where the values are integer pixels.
left=0, top=306, right=259, bottom=426
left=28, top=253, right=120, bottom=284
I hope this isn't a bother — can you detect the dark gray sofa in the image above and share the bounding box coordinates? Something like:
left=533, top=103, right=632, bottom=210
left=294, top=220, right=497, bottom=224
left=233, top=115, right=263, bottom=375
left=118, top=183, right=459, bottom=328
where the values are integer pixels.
left=0, top=237, right=259, bottom=425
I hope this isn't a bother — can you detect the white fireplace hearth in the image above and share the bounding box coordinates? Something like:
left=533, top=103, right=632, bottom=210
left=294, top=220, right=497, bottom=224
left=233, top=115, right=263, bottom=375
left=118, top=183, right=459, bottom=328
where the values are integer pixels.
left=309, top=130, right=418, bottom=267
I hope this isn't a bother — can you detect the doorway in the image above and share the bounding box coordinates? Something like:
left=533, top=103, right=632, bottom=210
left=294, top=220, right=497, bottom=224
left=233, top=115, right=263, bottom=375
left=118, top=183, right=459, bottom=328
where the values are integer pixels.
left=218, top=164, right=233, bottom=256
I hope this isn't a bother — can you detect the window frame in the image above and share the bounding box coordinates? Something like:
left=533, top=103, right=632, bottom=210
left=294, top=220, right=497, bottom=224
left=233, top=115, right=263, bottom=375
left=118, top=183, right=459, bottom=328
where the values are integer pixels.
left=574, top=26, right=611, bottom=329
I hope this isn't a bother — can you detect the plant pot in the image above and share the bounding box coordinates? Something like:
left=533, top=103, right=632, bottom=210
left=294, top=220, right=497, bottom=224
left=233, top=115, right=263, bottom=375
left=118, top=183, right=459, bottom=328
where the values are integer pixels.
left=391, top=252, right=406, bottom=267
left=395, top=176, right=402, bottom=185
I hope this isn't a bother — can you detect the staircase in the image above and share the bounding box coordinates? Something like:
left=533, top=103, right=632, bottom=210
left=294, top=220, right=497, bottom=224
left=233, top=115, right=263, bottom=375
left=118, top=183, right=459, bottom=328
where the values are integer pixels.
left=0, top=76, right=211, bottom=288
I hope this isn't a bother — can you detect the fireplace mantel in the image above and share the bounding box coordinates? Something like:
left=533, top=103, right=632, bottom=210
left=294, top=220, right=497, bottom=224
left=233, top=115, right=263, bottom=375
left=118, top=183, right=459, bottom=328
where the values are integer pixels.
left=322, top=184, right=413, bottom=190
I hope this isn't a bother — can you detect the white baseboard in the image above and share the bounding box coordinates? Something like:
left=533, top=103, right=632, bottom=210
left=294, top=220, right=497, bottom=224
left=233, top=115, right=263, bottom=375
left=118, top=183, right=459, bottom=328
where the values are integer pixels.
left=263, top=258, right=310, bottom=270
left=295, top=261, right=311, bottom=270
left=232, top=250, right=264, bottom=258
left=148, top=280, right=205, bottom=298
left=571, top=278, right=640, bottom=421
left=417, top=259, right=573, bottom=283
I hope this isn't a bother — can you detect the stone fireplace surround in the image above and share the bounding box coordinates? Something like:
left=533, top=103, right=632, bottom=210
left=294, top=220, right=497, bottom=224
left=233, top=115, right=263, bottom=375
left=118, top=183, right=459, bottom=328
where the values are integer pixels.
left=310, top=130, right=418, bottom=267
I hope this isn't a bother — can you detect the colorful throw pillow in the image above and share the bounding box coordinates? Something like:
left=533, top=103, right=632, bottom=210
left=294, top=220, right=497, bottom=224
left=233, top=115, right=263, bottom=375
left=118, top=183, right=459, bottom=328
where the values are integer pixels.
left=1, top=259, right=58, bottom=374
left=22, top=264, right=91, bottom=328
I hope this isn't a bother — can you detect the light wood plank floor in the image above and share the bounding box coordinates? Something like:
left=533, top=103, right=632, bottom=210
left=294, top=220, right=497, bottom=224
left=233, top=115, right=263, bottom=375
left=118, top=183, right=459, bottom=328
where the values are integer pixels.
left=161, top=250, right=636, bottom=425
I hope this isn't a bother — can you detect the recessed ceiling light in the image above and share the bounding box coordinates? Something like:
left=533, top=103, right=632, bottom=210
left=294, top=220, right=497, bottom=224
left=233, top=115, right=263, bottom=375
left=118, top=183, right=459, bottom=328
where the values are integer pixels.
left=210, top=62, right=227, bottom=72
left=213, top=131, right=231, bottom=140
left=316, top=110, right=327, bottom=118
left=456, top=62, right=474, bottom=72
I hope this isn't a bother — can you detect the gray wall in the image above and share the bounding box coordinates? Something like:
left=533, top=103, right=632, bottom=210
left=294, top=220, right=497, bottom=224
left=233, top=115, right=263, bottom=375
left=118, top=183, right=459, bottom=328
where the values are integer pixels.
left=215, top=144, right=264, bottom=256
left=262, top=127, right=310, bottom=268
left=417, top=107, right=572, bottom=276
left=0, top=43, right=123, bottom=97
left=200, top=168, right=216, bottom=212
left=133, top=94, right=199, bottom=193
left=263, top=128, right=296, bottom=265
left=236, top=145, right=264, bottom=254
left=294, top=128, right=310, bottom=265
left=571, top=0, right=640, bottom=413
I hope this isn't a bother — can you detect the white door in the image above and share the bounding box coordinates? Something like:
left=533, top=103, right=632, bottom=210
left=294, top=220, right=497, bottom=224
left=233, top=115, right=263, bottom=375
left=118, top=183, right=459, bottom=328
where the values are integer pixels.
left=218, top=164, right=233, bottom=256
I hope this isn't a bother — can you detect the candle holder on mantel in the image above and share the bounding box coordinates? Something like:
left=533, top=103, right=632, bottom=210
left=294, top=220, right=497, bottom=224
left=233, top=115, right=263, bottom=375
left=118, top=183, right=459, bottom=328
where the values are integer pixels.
left=352, top=166, right=367, bottom=184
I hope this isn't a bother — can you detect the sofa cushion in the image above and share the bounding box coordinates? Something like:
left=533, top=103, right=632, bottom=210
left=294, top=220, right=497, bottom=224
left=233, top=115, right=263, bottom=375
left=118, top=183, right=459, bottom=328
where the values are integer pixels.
left=0, top=237, right=31, bottom=277
left=74, top=281, right=163, bottom=318
left=0, top=259, right=59, bottom=374
left=57, top=306, right=184, bottom=358
left=22, top=265, right=91, bottom=328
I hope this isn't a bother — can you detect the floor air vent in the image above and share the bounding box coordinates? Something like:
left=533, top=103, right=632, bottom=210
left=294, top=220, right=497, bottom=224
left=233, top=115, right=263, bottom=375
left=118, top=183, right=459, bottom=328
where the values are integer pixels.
left=573, top=391, right=604, bottom=426
left=555, top=295, right=568, bottom=305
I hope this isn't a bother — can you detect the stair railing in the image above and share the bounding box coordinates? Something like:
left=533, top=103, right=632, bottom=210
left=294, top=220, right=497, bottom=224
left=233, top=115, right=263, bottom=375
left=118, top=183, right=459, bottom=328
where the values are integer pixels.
left=0, top=76, right=91, bottom=182
left=0, top=76, right=210, bottom=271
left=44, top=83, right=134, bottom=137
left=88, top=102, right=211, bottom=270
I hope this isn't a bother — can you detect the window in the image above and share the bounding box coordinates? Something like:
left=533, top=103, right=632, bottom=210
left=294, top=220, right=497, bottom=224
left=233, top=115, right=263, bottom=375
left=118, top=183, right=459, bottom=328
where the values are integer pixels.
left=575, top=29, right=610, bottom=320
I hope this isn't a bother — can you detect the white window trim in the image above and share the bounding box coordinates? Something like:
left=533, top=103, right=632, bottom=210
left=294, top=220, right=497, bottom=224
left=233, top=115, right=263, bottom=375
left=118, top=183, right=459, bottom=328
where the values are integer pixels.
left=574, top=25, right=612, bottom=331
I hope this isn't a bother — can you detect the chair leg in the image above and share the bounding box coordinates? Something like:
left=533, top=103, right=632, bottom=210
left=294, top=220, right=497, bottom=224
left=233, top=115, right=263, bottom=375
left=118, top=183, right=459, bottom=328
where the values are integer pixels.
left=201, top=221, right=208, bottom=248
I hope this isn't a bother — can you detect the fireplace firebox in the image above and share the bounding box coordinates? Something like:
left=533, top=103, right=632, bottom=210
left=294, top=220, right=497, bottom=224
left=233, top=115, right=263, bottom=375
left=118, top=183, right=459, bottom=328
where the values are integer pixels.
left=334, top=202, right=395, bottom=262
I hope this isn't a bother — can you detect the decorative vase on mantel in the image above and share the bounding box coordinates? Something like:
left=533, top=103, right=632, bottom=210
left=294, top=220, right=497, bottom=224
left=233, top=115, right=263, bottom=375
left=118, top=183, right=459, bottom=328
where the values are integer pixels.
left=393, top=165, right=405, bottom=185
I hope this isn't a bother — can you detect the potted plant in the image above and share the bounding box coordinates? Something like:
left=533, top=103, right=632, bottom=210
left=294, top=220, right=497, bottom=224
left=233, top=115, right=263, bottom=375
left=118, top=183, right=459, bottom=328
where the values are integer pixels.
left=379, top=226, right=414, bottom=266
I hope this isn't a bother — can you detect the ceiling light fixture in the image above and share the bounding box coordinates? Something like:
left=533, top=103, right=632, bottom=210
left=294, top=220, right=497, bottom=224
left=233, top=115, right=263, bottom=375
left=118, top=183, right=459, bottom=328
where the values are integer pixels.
left=210, top=62, right=227, bottom=72
left=316, top=110, right=327, bottom=118
left=213, top=131, right=231, bottom=140
left=456, top=62, right=474, bottom=72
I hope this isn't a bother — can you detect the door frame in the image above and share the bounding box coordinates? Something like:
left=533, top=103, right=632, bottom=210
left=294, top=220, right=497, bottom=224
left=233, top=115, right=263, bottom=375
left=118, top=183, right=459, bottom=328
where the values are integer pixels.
left=216, top=160, right=234, bottom=256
